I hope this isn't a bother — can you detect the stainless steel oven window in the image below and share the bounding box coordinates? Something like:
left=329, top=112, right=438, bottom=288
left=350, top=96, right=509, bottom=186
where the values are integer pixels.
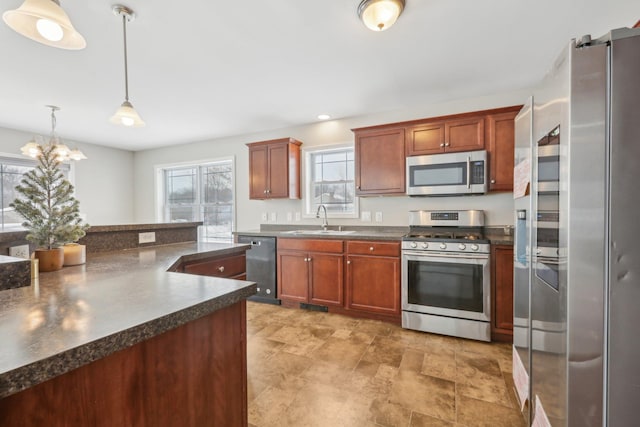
left=401, top=252, right=491, bottom=322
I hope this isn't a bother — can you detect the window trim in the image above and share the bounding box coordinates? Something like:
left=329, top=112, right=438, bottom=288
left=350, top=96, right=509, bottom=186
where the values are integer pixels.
left=302, top=143, right=359, bottom=219
left=154, top=156, right=236, bottom=240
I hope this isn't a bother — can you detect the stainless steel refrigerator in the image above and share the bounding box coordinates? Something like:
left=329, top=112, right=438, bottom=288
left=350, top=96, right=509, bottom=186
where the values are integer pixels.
left=513, top=26, right=640, bottom=426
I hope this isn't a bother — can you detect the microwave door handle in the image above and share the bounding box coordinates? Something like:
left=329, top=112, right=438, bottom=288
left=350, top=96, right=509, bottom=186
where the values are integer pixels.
left=467, top=156, right=471, bottom=189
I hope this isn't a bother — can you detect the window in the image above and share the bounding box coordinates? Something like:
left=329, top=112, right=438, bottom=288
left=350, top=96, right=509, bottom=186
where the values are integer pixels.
left=161, top=158, right=235, bottom=241
left=0, top=155, right=72, bottom=231
left=304, top=145, right=357, bottom=218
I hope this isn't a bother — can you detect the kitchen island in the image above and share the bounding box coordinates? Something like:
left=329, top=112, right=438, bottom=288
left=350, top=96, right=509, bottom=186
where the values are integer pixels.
left=0, top=242, right=255, bottom=426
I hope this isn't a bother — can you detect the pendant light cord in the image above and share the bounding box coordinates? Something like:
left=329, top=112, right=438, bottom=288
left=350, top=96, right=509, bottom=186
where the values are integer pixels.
left=122, top=14, right=129, bottom=102
left=50, top=108, right=57, bottom=136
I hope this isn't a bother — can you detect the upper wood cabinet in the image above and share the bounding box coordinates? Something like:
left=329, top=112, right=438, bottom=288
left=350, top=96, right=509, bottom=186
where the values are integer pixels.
left=353, top=105, right=522, bottom=195
left=354, top=127, right=406, bottom=196
left=406, top=116, right=485, bottom=155
left=486, top=109, right=519, bottom=191
left=247, top=138, right=302, bottom=199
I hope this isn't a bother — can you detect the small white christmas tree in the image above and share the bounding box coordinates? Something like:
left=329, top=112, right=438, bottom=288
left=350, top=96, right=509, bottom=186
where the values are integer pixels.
left=10, top=143, right=89, bottom=249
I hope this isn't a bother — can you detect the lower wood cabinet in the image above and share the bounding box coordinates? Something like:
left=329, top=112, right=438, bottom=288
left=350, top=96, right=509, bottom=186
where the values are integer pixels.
left=277, top=239, right=344, bottom=307
left=277, top=238, right=401, bottom=323
left=181, top=253, right=246, bottom=280
left=345, top=241, right=400, bottom=317
left=491, top=244, right=514, bottom=342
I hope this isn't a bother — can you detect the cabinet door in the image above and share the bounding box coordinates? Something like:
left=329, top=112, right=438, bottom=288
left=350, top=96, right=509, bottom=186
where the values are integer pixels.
left=355, top=127, right=405, bottom=195
left=267, top=143, right=289, bottom=198
left=445, top=116, right=485, bottom=152
left=487, top=111, right=517, bottom=191
left=277, top=250, right=309, bottom=303
left=406, top=122, right=445, bottom=155
left=248, top=145, right=268, bottom=199
left=309, top=252, right=343, bottom=307
left=491, top=245, right=514, bottom=341
left=346, top=255, right=400, bottom=315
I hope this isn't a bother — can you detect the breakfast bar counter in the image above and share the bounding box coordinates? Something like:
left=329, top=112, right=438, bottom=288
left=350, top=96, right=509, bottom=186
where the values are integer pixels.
left=0, top=242, right=255, bottom=426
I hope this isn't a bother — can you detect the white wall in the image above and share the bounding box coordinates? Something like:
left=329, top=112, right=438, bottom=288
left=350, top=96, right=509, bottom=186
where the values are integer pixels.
left=0, top=127, right=135, bottom=225
left=134, top=90, right=529, bottom=230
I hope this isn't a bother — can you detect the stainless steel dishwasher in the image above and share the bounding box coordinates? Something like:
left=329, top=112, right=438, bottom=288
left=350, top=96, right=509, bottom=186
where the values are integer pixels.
left=237, top=235, right=279, bottom=305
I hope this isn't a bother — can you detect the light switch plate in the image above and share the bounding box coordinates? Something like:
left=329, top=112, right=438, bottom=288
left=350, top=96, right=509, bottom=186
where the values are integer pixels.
left=361, top=211, right=371, bottom=222
left=295, top=212, right=301, bottom=221
left=286, top=212, right=293, bottom=222
left=138, top=232, right=156, bottom=244
left=261, top=212, right=268, bottom=222
left=375, top=211, right=383, bottom=222
left=270, top=212, right=277, bottom=222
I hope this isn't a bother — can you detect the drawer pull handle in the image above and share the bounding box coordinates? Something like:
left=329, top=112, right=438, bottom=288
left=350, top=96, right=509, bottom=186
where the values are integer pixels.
left=217, top=266, right=225, bottom=273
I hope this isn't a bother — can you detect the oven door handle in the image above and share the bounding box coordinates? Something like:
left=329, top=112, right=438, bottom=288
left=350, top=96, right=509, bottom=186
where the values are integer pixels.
left=402, top=250, right=489, bottom=260
left=467, top=156, right=471, bottom=189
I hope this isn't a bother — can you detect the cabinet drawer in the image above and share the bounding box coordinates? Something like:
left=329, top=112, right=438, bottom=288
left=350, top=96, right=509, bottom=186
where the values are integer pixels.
left=277, top=238, right=344, bottom=253
left=183, top=254, right=246, bottom=278
left=346, top=241, right=400, bottom=257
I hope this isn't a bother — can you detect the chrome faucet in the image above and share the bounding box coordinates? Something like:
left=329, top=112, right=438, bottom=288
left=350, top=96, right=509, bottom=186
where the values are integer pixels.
left=316, top=204, right=328, bottom=231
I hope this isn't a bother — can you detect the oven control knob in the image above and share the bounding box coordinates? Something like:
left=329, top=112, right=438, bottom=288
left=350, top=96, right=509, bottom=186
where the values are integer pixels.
left=421, top=242, right=429, bottom=249
left=439, top=243, right=447, bottom=250
left=410, top=242, right=418, bottom=249
left=471, top=244, right=479, bottom=252
left=458, top=244, right=466, bottom=251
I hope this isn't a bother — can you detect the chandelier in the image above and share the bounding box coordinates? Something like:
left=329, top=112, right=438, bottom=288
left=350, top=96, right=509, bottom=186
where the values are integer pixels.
left=21, top=105, right=87, bottom=162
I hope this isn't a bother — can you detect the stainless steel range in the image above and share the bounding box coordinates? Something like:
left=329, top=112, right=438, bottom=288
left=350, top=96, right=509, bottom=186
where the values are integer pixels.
left=401, top=210, right=491, bottom=342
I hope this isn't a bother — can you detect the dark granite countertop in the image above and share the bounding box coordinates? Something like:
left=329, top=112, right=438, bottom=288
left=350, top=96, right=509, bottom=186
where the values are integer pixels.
left=86, top=222, right=203, bottom=233
left=0, top=242, right=254, bottom=399
left=236, top=225, right=514, bottom=245
left=235, top=226, right=407, bottom=242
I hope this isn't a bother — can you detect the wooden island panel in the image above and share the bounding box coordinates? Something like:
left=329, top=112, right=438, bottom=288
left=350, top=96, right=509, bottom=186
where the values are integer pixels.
left=0, top=301, right=248, bottom=427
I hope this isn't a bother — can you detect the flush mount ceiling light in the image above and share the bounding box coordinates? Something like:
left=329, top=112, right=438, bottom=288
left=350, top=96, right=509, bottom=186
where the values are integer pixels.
left=21, top=105, right=87, bottom=162
left=2, top=0, right=86, bottom=49
left=110, top=4, right=145, bottom=128
left=357, top=0, right=405, bottom=32
left=317, top=114, right=331, bottom=120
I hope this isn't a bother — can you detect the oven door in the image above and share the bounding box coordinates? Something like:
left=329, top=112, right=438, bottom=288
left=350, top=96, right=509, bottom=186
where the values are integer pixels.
left=401, top=251, right=491, bottom=322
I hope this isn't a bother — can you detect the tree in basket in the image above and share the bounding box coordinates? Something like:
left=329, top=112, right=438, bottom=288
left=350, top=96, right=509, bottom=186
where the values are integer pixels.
left=10, top=144, right=89, bottom=272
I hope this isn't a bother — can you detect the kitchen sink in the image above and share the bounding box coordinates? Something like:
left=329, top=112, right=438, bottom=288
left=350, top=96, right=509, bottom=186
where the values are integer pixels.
left=281, top=229, right=356, bottom=235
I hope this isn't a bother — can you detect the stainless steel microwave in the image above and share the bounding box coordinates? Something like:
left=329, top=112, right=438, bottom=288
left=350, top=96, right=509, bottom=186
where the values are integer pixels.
left=406, top=150, right=487, bottom=196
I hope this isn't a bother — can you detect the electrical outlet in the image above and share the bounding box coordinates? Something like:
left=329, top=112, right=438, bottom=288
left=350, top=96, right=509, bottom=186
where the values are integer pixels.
left=295, top=212, right=301, bottom=221
left=361, top=211, right=371, bottom=222
left=286, top=212, right=293, bottom=222
left=261, top=212, right=268, bottom=222
left=270, top=212, right=277, bottom=222
left=138, top=232, right=156, bottom=244
left=9, top=245, right=29, bottom=259
left=375, top=211, right=383, bottom=222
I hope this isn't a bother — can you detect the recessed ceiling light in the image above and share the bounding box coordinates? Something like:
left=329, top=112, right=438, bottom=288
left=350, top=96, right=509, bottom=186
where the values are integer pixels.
left=317, top=114, right=331, bottom=120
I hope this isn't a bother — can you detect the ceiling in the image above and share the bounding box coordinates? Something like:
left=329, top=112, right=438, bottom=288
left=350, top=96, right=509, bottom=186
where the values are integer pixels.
left=0, top=1, right=638, bottom=151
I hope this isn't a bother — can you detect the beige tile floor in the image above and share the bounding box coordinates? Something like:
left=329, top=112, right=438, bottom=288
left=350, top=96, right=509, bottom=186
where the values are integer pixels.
left=247, top=301, right=526, bottom=427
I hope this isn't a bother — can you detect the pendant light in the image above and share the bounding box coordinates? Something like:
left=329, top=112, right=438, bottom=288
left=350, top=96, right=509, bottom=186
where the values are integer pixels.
left=21, top=105, right=87, bottom=162
left=110, top=5, right=145, bottom=127
left=357, top=0, right=405, bottom=32
left=2, top=0, right=86, bottom=49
